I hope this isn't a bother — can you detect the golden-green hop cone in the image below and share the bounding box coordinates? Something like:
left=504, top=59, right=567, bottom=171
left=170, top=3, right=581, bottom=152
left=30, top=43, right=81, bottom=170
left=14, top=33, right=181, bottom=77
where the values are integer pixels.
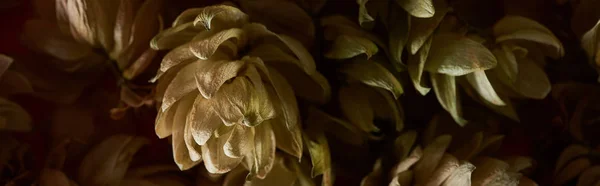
left=151, top=4, right=330, bottom=178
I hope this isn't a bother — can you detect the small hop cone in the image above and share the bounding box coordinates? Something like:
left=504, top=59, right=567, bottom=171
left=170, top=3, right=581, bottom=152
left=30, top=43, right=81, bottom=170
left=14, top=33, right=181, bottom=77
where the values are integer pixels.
left=151, top=4, right=330, bottom=177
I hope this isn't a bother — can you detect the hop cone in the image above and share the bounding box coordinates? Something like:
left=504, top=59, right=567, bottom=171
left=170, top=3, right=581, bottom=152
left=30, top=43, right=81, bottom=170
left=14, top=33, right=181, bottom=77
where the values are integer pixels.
left=151, top=4, right=330, bottom=178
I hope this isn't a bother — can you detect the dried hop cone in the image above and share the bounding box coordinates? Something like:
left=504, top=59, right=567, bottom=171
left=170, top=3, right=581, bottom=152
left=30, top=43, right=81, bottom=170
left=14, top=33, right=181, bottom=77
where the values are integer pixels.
left=151, top=4, right=330, bottom=178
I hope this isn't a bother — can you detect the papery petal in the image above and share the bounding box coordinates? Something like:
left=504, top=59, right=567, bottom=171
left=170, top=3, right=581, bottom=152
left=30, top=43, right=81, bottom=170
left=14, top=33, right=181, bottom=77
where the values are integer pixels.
left=396, top=0, right=435, bottom=18
left=555, top=158, right=592, bottom=185
left=425, top=33, right=497, bottom=76
left=466, top=70, right=506, bottom=106
left=339, top=85, right=378, bottom=133
left=325, top=35, right=378, bottom=59
left=405, top=0, right=447, bottom=54
left=394, top=131, right=418, bottom=159
left=78, top=135, right=149, bottom=186
left=188, top=95, right=222, bottom=146
left=442, top=162, right=475, bottom=186
left=195, top=60, right=246, bottom=99
left=408, top=36, right=433, bottom=95
left=251, top=121, right=277, bottom=179
left=414, top=135, right=452, bottom=184
left=151, top=22, right=202, bottom=50
left=555, top=144, right=591, bottom=175
left=161, top=62, right=200, bottom=111
left=471, top=157, right=510, bottom=186
left=171, top=94, right=202, bottom=168
left=431, top=74, right=467, bottom=125
left=342, top=60, right=403, bottom=99
left=202, top=128, right=243, bottom=174
left=190, top=28, right=247, bottom=60
left=193, top=5, right=249, bottom=31
left=424, top=154, right=459, bottom=186
left=224, top=125, right=252, bottom=158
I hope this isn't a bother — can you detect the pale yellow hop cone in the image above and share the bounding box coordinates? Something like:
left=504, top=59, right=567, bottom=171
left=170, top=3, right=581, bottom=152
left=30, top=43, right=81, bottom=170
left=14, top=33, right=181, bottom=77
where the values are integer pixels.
left=151, top=4, right=330, bottom=178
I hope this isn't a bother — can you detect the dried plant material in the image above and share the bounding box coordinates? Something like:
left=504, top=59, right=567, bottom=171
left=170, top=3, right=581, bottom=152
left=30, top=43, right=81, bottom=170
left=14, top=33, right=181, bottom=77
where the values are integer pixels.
left=339, top=85, right=378, bottom=133
left=496, top=30, right=563, bottom=59
left=123, top=48, right=157, bottom=80
left=442, top=162, right=475, bottom=186
left=341, top=60, right=403, bottom=98
left=396, top=0, right=435, bottom=18
left=0, top=97, right=32, bottom=132
left=487, top=171, right=522, bottom=186
left=493, top=16, right=556, bottom=39
left=554, top=158, right=592, bottom=186
left=466, top=70, right=506, bottom=106
left=423, top=154, right=459, bottom=186
left=405, top=0, right=447, bottom=54
left=425, top=33, right=497, bottom=76
left=394, top=131, right=418, bottom=159
left=152, top=6, right=325, bottom=174
left=492, top=45, right=520, bottom=83
left=357, top=0, right=375, bottom=29
left=471, top=157, right=510, bottom=186
left=373, top=88, right=405, bottom=131
left=150, top=23, right=202, bottom=50
left=503, top=156, right=534, bottom=173
left=325, top=35, right=379, bottom=59
left=361, top=158, right=383, bottom=186
left=389, top=170, right=413, bottom=186
left=239, top=0, right=315, bottom=47
left=431, top=74, right=467, bottom=126
left=493, top=16, right=564, bottom=58
left=388, top=5, right=410, bottom=65
left=245, top=155, right=299, bottom=186
left=555, top=144, right=591, bottom=174
left=321, top=15, right=384, bottom=47
left=581, top=20, right=600, bottom=80
left=414, top=135, right=452, bottom=184
left=78, top=135, right=149, bottom=186
left=408, top=36, right=433, bottom=95
left=307, top=107, right=366, bottom=146
left=304, top=129, right=331, bottom=180
left=393, top=146, right=423, bottom=174
left=510, top=59, right=551, bottom=99
left=202, top=128, right=243, bottom=174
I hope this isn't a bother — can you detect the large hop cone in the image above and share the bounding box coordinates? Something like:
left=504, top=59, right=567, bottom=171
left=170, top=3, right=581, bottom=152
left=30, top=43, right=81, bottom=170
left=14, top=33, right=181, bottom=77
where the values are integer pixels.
left=150, top=4, right=330, bottom=177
